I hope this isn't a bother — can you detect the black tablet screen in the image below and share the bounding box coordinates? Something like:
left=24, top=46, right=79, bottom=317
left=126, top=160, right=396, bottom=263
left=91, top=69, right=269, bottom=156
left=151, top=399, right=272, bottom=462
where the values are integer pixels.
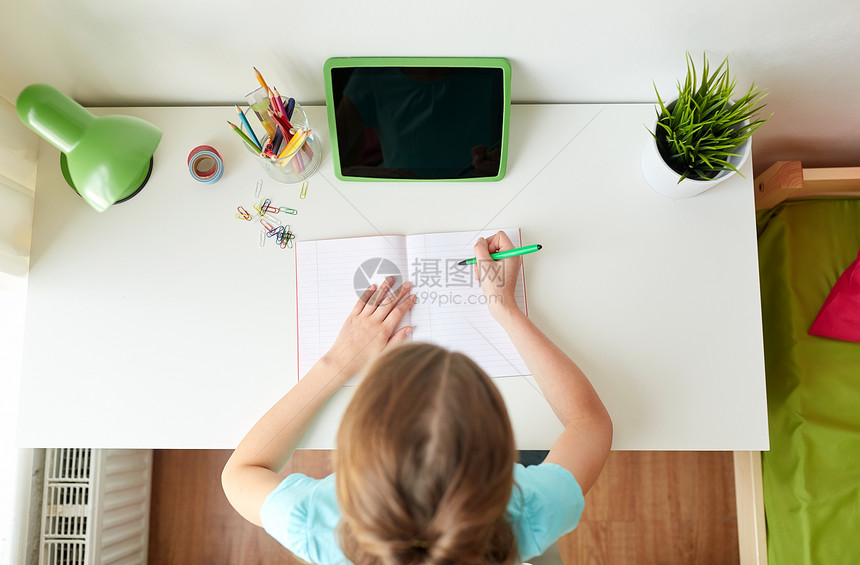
left=330, top=67, right=504, bottom=179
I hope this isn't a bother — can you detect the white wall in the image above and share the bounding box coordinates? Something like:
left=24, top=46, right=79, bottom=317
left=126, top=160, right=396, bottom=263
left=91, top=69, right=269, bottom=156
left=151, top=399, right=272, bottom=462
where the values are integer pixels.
left=0, top=288, right=33, bottom=565
left=0, top=0, right=858, bottom=174
left=0, top=96, right=38, bottom=565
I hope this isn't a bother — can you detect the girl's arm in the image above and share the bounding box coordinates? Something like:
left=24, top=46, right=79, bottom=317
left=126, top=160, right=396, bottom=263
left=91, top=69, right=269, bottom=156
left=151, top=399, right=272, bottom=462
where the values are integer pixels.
left=221, top=278, right=415, bottom=526
left=474, top=233, right=613, bottom=494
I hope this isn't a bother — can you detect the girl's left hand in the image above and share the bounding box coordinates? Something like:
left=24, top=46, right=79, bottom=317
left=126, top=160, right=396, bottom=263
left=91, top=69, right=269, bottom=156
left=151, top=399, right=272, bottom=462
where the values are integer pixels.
left=323, top=277, right=416, bottom=382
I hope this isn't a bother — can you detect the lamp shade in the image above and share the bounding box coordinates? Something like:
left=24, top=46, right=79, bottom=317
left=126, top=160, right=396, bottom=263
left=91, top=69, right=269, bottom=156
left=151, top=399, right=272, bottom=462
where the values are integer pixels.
left=16, top=84, right=162, bottom=212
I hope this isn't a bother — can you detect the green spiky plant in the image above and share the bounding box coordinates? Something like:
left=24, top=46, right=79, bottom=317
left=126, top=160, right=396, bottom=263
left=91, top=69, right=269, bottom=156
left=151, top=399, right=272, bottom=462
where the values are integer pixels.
left=650, top=54, right=770, bottom=182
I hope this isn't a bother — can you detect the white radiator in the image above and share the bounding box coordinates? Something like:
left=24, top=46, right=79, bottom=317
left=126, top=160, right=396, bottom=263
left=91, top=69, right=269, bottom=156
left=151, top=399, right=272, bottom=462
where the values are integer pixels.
left=39, top=449, right=152, bottom=565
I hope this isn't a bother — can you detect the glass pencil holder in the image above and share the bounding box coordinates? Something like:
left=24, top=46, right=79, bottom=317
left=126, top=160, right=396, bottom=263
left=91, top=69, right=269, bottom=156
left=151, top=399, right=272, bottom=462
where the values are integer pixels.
left=241, top=101, right=322, bottom=184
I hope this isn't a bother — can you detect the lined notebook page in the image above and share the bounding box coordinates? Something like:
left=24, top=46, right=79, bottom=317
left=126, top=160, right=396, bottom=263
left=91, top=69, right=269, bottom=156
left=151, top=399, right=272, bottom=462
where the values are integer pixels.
left=405, top=229, right=529, bottom=378
left=296, top=229, right=529, bottom=382
left=296, top=236, right=409, bottom=380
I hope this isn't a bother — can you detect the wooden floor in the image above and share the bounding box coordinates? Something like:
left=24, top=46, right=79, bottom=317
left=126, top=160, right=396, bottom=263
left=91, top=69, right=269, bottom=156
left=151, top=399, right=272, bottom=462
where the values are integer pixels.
left=148, top=450, right=738, bottom=564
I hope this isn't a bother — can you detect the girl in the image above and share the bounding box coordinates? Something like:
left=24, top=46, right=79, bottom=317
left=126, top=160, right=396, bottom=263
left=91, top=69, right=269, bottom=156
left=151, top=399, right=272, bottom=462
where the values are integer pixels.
left=222, top=231, right=613, bottom=564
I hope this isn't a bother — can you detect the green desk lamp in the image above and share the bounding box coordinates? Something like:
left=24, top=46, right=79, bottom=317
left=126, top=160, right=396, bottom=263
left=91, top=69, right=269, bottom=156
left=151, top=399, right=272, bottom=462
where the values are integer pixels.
left=16, top=84, right=162, bottom=212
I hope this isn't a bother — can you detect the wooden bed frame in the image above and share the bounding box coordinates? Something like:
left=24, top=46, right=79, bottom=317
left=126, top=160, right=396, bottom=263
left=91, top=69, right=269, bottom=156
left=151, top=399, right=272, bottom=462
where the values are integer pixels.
left=754, top=161, right=860, bottom=210
left=735, top=161, right=860, bottom=565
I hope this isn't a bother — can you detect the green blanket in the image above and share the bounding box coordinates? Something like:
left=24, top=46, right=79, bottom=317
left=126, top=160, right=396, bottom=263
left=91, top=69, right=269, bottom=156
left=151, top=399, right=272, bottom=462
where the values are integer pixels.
left=757, top=198, right=860, bottom=564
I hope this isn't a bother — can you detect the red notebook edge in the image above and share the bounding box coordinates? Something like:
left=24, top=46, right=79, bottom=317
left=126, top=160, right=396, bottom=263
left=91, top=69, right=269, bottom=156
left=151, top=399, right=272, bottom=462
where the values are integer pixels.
left=294, top=244, right=301, bottom=384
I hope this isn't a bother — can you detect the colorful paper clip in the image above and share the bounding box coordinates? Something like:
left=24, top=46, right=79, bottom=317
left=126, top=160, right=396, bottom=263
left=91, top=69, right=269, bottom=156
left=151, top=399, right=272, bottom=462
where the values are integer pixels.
left=236, top=206, right=252, bottom=221
left=236, top=193, right=297, bottom=250
left=299, top=181, right=308, bottom=200
left=277, top=228, right=294, bottom=248
left=254, top=198, right=280, bottom=217
left=267, top=225, right=285, bottom=238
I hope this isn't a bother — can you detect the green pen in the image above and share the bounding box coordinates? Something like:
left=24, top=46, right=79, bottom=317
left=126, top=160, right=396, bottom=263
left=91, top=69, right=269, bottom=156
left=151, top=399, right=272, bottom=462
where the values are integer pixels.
left=458, top=244, right=543, bottom=266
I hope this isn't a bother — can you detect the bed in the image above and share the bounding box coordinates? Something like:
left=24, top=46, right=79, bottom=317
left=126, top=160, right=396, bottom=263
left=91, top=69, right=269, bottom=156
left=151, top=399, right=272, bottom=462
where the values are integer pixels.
left=734, top=161, right=860, bottom=565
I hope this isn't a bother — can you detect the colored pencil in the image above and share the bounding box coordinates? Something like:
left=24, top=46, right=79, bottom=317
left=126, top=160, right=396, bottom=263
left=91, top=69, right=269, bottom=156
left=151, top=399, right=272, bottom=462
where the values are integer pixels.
left=272, top=87, right=287, bottom=117
left=272, top=125, right=284, bottom=154
left=277, top=129, right=308, bottom=159
left=227, top=121, right=261, bottom=153
left=253, top=67, right=269, bottom=92
left=234, top=105, right=262, bottom=150
left=267, top=108, right=293, bottom=138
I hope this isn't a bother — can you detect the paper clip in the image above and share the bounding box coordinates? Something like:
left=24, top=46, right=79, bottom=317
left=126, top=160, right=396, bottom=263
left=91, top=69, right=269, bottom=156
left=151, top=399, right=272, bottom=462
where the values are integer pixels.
left=299, top=181, right=308, bottom=200
left=265, top=206, right=280, bottom=214
left=267, top=225, right=285, bottom=238
left=279, top=206, right=298, bottom=215
left=259, top=230, right=266, bottom=247
left=260, top=218, right=276, bottom=232
left=253, top=200, right=273, bottom=217
left=254, top=179, right=263, bottom=197
left=278, top=229, right=293, bottom=248
left=236, top=206, right=252, bottom=221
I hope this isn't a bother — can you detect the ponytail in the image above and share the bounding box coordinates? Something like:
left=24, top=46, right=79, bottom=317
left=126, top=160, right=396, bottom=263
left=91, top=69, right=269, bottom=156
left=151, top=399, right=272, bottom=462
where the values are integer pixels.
left=335, top=343, right=519, bottom=565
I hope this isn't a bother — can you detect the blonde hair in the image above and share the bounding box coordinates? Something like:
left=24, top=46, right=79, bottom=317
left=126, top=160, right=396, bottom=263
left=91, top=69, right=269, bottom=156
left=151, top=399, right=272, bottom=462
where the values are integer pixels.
left=335, top=343, right=518, bottom=565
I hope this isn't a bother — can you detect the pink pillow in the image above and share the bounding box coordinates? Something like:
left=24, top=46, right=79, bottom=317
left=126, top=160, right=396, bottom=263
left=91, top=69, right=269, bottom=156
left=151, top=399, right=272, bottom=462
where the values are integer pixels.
left=809, top=247, right=860, bottom=343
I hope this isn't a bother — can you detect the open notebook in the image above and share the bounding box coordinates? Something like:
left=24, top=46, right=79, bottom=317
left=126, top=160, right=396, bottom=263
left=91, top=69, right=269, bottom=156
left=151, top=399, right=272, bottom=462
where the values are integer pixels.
left=295, top=228, right=529, bottom=382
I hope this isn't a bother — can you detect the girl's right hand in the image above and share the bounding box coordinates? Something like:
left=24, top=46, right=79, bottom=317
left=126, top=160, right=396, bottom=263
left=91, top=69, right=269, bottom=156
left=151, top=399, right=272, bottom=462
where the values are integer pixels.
left=473, top=231, right=524, bottom=323
left=324, top=277, right=416, bottom=382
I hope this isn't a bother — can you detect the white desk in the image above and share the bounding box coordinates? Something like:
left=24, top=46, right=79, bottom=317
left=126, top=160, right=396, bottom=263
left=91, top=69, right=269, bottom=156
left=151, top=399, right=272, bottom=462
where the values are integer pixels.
left=17, top=105, right=769, bottom=450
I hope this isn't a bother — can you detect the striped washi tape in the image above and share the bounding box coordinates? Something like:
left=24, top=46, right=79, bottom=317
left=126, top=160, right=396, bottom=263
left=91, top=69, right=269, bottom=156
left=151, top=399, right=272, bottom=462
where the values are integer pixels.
left=187, top=145, right=224, bottom=184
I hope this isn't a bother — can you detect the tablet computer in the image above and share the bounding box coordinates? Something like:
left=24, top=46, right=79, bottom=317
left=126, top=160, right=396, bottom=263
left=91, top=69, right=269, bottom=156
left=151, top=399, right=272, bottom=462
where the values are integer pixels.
left=323, top=57, right=511, bottom=182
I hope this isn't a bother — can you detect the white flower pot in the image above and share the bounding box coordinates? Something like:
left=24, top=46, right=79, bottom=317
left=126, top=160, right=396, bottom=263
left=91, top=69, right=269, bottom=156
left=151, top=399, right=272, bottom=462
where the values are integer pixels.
left=641, top=110, right=752, bottom=199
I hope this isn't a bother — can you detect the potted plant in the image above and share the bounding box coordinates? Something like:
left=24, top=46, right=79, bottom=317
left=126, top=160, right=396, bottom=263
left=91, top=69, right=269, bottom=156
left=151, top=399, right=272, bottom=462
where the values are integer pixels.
left=641, top=53, right=770, bottom=198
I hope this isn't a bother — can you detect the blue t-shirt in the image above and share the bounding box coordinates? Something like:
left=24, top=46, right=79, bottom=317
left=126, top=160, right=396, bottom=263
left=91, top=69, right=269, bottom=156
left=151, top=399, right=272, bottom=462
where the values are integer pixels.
left=260, top=462, right=584, bottom=564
